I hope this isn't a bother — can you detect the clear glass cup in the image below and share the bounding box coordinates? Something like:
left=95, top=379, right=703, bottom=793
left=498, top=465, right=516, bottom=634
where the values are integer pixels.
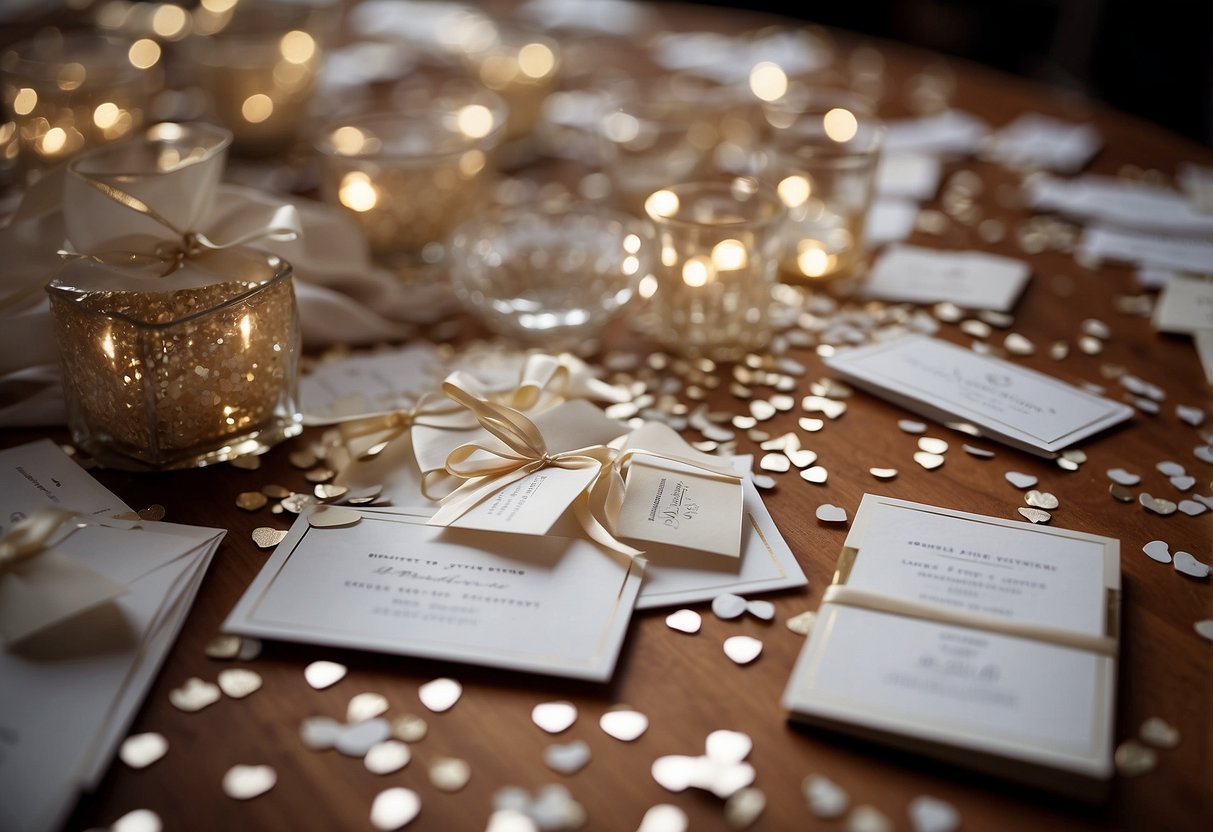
left=1, top=28, right=160, bottom=181
left=313, top=82, right=509, bottom=286
left=182, top=0, right=339, bottom=158
left=643, top=177, right=787, bottom=361
left=759, top=88, right=884, bottom=286
left=449, top=201, right=651, bottom=355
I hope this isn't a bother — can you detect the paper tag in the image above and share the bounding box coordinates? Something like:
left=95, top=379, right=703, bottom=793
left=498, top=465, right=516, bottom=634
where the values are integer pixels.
left=1080, top=225, right=1213, bottom=274
left=615, top=461, right=743, bottom=558
left=984, top=113, right=1101, bottom=173
left=875, top=153, right=942, bottom=201
left=863, top=244, right=1031, bottom=311
left=1029, top=175, right=1213, bottom=236
left=446, top=464, right=602, bottom=536
left=1152, top=274, right=1213, bottom=334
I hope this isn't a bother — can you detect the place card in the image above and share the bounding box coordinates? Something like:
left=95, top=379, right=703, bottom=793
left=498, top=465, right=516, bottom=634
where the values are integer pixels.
left=866, top=197, right=919, bottom=247
left=782, top=494, right=1119, bottom=801
left=875, top=153, right=942, bottom=201
left=615, top=460, right=741, bottom=558
left=862, top=244, right=1031, bottom=312
left=984, top=113, right=1101, bottom=173
left=1079, top=225, right=1213, bottom=274
left=1151, top=274, right=1213, bottom=334
left=824, top=334, right=1133, bottom=456
left=223, top=510, right=642, bottom=681
left=1028, top=174, right=1213, bottom=236
left=0, top=440, right=223, bottom=832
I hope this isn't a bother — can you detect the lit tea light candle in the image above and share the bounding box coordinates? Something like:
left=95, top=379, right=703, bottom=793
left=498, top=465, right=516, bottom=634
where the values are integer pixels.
left=644, top=177, right=786, bottom=361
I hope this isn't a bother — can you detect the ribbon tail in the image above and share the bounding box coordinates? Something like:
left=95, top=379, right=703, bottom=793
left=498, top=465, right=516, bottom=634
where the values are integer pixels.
left=574, top=486, right=645, bottom=561
left=428, top=467, right=536, bottom=527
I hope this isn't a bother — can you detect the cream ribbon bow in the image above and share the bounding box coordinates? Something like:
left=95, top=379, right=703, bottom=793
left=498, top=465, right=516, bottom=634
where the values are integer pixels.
left=0, top=507, right=127, bottom=646
left=428, top=372, right=643, bottom=558
left=334, top=391, right=478, bottom=461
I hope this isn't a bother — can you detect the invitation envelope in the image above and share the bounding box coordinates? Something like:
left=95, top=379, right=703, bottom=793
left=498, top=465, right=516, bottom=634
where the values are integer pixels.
left=824, top=334, right=1133, bottom=456
left=862, top=244, right=1031, bottom=312
left=223, top=510, right=642, bottom=681
left=782, top=494, right=1119, bottom=801
left=0, top=440, right=223, bottom=832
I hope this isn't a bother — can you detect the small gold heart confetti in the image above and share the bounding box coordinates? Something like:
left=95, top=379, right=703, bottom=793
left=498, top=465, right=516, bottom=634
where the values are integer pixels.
left=205, top=634, right=242, bottom=659
left=236, top=492, right=268, bottom=511
left=429, top=757, right=471, bottom=792
left=1025, top=490, right=1059, bottom=509
left=600, top=708, right=648, bottom=742
left=1005, top=471, right=1038, bottom=489
left=1018, top=507, right=1051, bottom=524
left=786, top=610, right=817, bottom=636
left=914, top=452, right=945, bottom=470
left=251, top=527, right=288, bottom=549
left=724, top=787, right=766, bottom=829
left=218, top=668, right=263, bottom=699
left=289, top=449, right=317, bottom=469
left=847, top=805, right=892, bottom=832
left=364, top=740, right=411, bottom=775
left=169, top=677, right=221, bottom=712
left=1114, top=740, right=1157, bottom=776
left=309, top=505, right=362, bottom=528
left=532, top=701, right=578, bottom=734
left=1109, top=483, right=1135, bottom=502
left=348, top=692, right=390, bottom=723
left=1139, top=493, right=1178, bottom=515
left=120, top=732, right=168, bottom=769
left=314, top=483, right=349, bottom=501
left=1004, top=333, right=1034, bottom=355
left=304, top=660, right=347, bottom=690
left=371, top=787, right=421, bottom=830
left=138, top=504, right=166, bottom=521
left=305, top=466, right=336, bottom=484
left=261, top=484, right=291, bottom=499
left=1139, top=717, right=1180, bottom=749
left=230, top=455, right=262, bottom=470
left=392, top=714, right=428, bottom=743
left=280, top=493, right=317, bottom=514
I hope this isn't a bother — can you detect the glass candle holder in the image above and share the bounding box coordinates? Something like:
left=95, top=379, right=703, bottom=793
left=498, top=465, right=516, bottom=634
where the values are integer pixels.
left=1, top=28, right=159, bottom=181
left=314, top=83, right=508, bottom=283
left=449, top=201, right=651, bottom=355
left=182, top=0, right=338, bottom=158
left=760, top=88, right=884, bottom=286
left=643, top=177, right=786, bottom=361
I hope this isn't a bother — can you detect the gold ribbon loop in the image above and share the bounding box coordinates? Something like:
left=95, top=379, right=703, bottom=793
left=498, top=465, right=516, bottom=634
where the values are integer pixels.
left=0, top=506, right=81, bottom=572
left=335, top=392, right=473, bottom=460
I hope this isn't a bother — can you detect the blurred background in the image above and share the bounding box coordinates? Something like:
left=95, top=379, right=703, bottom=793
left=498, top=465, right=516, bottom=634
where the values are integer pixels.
left=689, top=0, right=1213, bottom=149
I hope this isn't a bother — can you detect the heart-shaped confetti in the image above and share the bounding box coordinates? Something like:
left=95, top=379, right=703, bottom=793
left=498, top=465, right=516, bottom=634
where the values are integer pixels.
left=1173, top=551, right=1210, bottom=578
left=745, top=600, right=775, bottom=621
left=218, top=668, right=262, bottom=699
left=908, top=796, right=961, bottom=832
left=652, top=755, right=698, bottom=792
left=1114, top=740, right=1157, bottom=776
left=110, top=808, right=161, bottom=832
left=370, top=787, right=421, bottom=831
left=544, top=740, right=591, bottom=775
left=847, top=805, right=892, bottom=832
left=1139, top=493, right=1178, bottom=515
left=723, top=635, right=763, bottom=665
left=749, top=400, right=776, bottom=421
left=205, top=634, right=242, bottom=659
left=230, top=455, right=262, bottom=470
left=335, top=718, right=393, bottom=757
left=751, top=474, right=777, bottom=490
left=305, top=660, right=347, bottom=690
left=222, top=764, right=276, bottom=800
left=803, top=775, right=849, bottom=819
left=1157, top=460, right=1186, bottom=477
left=787, top=448, right=819, bottom=469
left=1109, top=483, right=1135, bottom=502
left=816, top=504, right=848, bottom=523
left=1195, top=445, right=1213, bottom=464
left=799, top=417, right=824, bottom=432
left=309, top=504, right=362, bottom=528
left=1017, top=507, right=1051, bottom=524
left=898, top=419, right=927, bottom=434
left=236, top=637, right=261, bottom=661
left=429, top=757, right=471, bottom=792
left=1170, top=475, right=1196, bottom=491
left=801, top=466, right=829, bottom=483
left=392, top=714, right=428, bottom=743
left=1005, top=471, right=1038, bottom=489
left=918, top=437, right=949, bottom=455
left=418, top=677, right=462, bottom=712
left=1107, top=468, right=1141, bottom=486
left=348, top=692, right=389, bottom=723
left=786, top=610, right=817, bottom=636
left=913, top=452, right=944, bottom=470
left=759, top=453, right=790, bottom=473
left=712, top=593, right=748, bottom=620
left=706, top=729, right=752, bottom=764
left=364, top=740, right=411, bottom=775
left=600, top=709, right=648, bottom=742
left=120, top=732, right=168, bottom=769
left=1142, top=540, right=1172, bottom=563
left=169, top=677, right=221, bottom=713
left=314, top=483, right=349, bottom=501
left=532, top=701, right=578, bottom=734
left=299, top=716, right=342, bottom=750
left=1024, top=490, right=1059, bottom=509
left=1178, top=499, right=1208, bottom=516
left=963, top=444, right=995, bottom=458
left=1196, top=620, right=1213, bottom=641
left=484, top=809, right=537, bottom=832
left=236, top=491, right=268, bottom=511
left=869, top=467, right=898, bottom=479
left=1004, top=332, right=1035, bottom=355
left=724, top=787, right=766, bottom=829
left=665, top=609, right=702, bottom=634
left=1178, top=405, right=1207, bottom=426
left=637, top=804, right=688, bottom=832
left=1139, top=717, right=1180, bottom=749
left=528, top=784, right=586, bottom=829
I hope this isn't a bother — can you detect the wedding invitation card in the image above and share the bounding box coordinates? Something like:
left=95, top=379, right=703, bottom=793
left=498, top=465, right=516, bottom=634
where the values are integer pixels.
left=1151, top=274, right=1213, bottom=334
left=862, top=244, right=1031, bottom=312
left=224, top=510, right=642, bottom=681
left=824, top=335, right=1133, bottom=456
left=782, top=494, right=1119, bottom=801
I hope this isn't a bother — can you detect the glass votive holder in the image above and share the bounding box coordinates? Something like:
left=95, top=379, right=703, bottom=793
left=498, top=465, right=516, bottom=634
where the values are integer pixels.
left=182, top=0, right=338, bottom=158
left=643, top=177, right=787, bottom=361
left=313, top=83, right=509, bottom=282
left=760, top=88, right=884, bottom=286
left=449, top=201, right=651, bottom=355
left=1, top=28, right=159, bottom=181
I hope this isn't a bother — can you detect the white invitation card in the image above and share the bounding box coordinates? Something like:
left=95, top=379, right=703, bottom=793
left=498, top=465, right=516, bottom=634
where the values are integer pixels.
left=1151, top=274, right=1213, bottom=334
left=863, top=244, right=1031, bottom=312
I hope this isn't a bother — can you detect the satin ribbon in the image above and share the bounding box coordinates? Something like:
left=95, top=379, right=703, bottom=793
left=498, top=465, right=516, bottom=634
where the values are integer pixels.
left=508, top=352, right=631, bottom=411
left=0, top=507, right=81, bottom=572
left=59, top=175, right=300, bottom=277
left=333, top=392, right=477, bottom=461
left=821, top=584, right=1117, bottom=656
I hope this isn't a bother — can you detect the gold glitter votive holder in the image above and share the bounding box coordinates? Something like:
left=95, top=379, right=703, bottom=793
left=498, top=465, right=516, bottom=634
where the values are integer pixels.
left=644, top=177, right=787, bottom=361
left=47, top=252, right=302, bottom=471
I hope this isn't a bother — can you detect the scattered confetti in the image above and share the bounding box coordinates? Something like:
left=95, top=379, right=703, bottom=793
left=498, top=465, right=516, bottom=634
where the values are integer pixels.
left=1173, top=551, right=1210, bottom=579
left=1017, top=507, right=1051, bottom=524
left=847, top=805, right=892, bottom=832
left=1157, top=460, right=1186, bottom=477
left=236, top=492, right=268, bottom=511
left=1178, top=499, right=1207, bottom=516
left=786, top=610, right=817, bottom=636
left=1194, top=620, right=1213, bottom=642
left=222, top=764, right=277, bottom=800
left=869, top=467, right=898, bottom=479
left=304, top=660, right=347, bottom=690
left=745, top=600, right=775, bottom=621
left=712, top=593, right=748, bottom=620
left=1142, top=540, right=1172, bottom=563
left=816, top=504, right=848, bottom=523
left=392, top=714, right=428, bottom=743
left=309, top=504, right=362, bottom=528
left=665, top=609, right=702, bottom=634
left=801, top=466, right=829, bottom=483
left=169, top=677, right=221, bottom=713
left=600, top=708, right=648, bottom=742
left=1139, top=493, right=1178, bottom=515
left=204, top=634, right=242, bottom=659
left=1025, top=490, right=1059, bottom=509
left=120, top=733, right=168, bottom=769
left=898, top=419, right=927, bottom=434
left=217, top=668, right=262, bottom=699
left=300, top=716, right=342, bottom=750
left=1005, top=471, right=1038, bottom=489
left=1170, top=475, right=1196, bottom=491
left=335, top=719, right=393, bottom=757
left=1107, top=468, right=1141, bottom=486
left=1109, top=483, right=1135, bottom=502
left=544, top=740, right=591, bottom=775
left=348, top=692, right=390, bottom=723
left=803, top=775, right=850, bottom=819
left=913, top=452, right=944, bottom=470
left=418, top=678, right=462, bottom=712
left=365, top=741, right=411, bottom=775
left=908, top=796, right=961, bottom=832
left=1114, top=740, right=1157, bottom=777
left=637, top=804, right=688, bottom=832
left=759, top=453, right=790, bottom=473
left=370, top=787, right=421, bottom=831
left=1139, top=717, right=1180, bottom=749
left=917, top=437, right=949, bottom=455
left=532, top=701, right=578, bottom=734
left=724, top=787, right=766, bottom=829
left=430, top=757, right=471, bottom=792
left=723, top=635, right=763, bottom=665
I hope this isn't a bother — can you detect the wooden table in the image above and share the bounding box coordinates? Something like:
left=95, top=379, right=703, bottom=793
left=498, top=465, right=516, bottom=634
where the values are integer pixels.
left=3, top=2, right=1211, bottom=830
